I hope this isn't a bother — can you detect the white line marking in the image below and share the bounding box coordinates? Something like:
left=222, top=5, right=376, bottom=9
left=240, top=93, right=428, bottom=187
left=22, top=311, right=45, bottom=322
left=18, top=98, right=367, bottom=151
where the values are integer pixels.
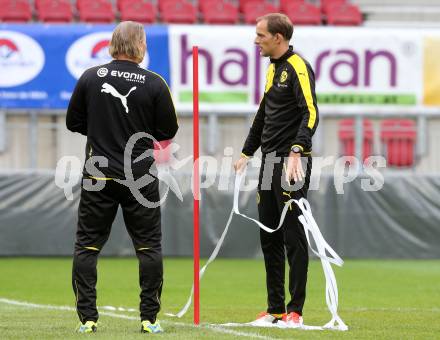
left=101, top=305, right=137, bottom=312
left=343, top=307, right=440, bottom=312
left=207, top=325, right=275, bottom=338
left=214, top=322, right=323, bottom=330
left=0, top=298, right=273, bottom=339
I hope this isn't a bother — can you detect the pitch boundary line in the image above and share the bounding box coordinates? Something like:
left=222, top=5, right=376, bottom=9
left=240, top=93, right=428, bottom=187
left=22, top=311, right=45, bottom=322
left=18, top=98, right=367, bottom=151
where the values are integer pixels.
left=95, top=305, right=440, bottom=313
left=0, top=298, right=273, bottom=340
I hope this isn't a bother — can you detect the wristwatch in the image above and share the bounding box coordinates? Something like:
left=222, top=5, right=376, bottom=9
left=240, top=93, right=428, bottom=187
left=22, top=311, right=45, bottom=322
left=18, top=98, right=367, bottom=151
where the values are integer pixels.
left=291, top=146, right=301, bottom=154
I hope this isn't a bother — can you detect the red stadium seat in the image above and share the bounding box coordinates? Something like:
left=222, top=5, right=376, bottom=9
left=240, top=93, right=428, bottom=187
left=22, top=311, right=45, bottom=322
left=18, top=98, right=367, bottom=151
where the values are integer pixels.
left=283, top=2, right=321, bottom=26
left=380, top=119, right=416, bottom=167
left=158, top=0, right=181, bottom=11
left=161, top=1, right=197, bottom=24
left=243, top=2, right=279, bottom=24
left=198, top=0, right=221, bottom=11
left=0, top=0, right=32, bottom=22
left=37, top=0, right=73, bottom=23
left=117, top=0, right=145, bottom=11
left=120, top=1, right=156, bottom=23
left=338, top=119, right=373, bottom=161
left=199, top=0, right=235, bottom=11
left=201, top=1, right=238, bottom=24
left=279, top=0, right=305, bottom=12
left=154, top=140, right=171, bottom=164
left=239, top=0, right=265, bottom=13
left=78, top=0, right=115, bottom=23
left=76, top=0, right=110, bottom=10
left=76, top=0, right=89, bottom=10
left=326, top=3, right=363, bottom=26
left=34, top=0, right=51, bottom=10
left=320, top=0, right=346, bottom=14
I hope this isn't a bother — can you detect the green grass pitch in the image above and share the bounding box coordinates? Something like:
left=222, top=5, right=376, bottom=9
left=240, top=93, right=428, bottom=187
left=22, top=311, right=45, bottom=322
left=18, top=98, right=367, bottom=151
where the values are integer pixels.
left=1, top=258, right=440, bottom=339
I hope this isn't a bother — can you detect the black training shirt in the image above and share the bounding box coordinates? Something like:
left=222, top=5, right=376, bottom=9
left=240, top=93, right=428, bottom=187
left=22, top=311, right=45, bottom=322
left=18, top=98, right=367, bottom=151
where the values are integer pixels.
left=66, top=59, right=178, bottom=179
left=242, top=46, right=319, bottom=156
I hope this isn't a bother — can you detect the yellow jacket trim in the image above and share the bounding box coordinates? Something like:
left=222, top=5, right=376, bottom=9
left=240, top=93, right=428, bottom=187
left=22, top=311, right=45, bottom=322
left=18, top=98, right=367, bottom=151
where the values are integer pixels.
left=84, top=246, right=99, bottom=251
left=146, top=69, right=177, bottom=119
left=287, top=55, right=317, bottom=129
left=264, top=63, right=275, bottom=93
left=89, top=176, right=113, bottom=181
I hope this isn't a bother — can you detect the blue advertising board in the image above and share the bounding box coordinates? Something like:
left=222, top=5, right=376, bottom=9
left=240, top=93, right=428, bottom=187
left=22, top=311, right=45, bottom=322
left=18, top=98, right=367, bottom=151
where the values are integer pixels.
left=0, top=24, right=169, bottom=109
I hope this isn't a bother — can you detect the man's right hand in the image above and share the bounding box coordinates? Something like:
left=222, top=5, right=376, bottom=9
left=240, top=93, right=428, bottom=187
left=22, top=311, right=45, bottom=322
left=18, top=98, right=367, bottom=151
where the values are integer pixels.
left=234, top=155, right=249, bottom=174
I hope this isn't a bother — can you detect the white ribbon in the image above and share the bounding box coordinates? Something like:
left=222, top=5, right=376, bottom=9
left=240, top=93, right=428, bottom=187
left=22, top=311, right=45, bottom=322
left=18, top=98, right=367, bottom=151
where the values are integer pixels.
left=291, top=198, right=348, bottom=331
left=166, top=171, right=348, bottom=331
left=165, top=210, right=234, bottom=318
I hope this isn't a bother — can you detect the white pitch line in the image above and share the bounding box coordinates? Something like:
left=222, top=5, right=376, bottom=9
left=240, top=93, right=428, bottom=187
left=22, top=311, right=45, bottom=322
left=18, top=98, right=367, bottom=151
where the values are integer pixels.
left=0, top=298, right=273, bottom=340
left=302, top=306, right=440, bottom=313
left=342, top=307, right=440, bottom=312
left=0, top=298, right=73, bottom=311
left=206, top=325, right=275, bottom=339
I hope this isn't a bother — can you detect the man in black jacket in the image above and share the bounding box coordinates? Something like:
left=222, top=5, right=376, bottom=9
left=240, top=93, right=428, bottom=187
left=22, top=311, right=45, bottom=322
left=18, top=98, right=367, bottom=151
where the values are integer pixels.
left=234, top=13, right=319, bottom=326
left=67, top=21, right=178, bottom=334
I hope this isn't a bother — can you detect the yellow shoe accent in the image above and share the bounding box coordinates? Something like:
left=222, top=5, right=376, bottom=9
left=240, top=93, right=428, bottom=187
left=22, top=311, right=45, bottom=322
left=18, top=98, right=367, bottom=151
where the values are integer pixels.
left=141, top=320, right=163, bottom=333
left=78, top=321, right=97, bottom=333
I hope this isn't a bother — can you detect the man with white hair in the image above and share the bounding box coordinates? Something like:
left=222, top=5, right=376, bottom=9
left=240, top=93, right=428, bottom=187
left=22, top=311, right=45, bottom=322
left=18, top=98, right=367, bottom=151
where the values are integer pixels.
left=67, top=21, right=178, bottom=334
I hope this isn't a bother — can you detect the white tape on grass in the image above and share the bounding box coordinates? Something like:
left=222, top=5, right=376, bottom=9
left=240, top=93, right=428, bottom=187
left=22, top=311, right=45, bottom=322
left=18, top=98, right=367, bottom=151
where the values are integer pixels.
left=0, top=298, right=272, bottom=339
left=169, top=171, right=348, bottom=331
left=217, top=321, right=323, bottom=330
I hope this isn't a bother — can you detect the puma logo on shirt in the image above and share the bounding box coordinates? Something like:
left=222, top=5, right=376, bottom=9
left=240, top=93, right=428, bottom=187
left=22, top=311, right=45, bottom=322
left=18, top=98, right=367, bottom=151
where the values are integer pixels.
left=101, top=82, right=137, bottom=113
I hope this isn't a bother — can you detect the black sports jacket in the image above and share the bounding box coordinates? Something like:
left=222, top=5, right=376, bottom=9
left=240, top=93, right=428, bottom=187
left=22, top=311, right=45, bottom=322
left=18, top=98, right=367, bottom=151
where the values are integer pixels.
left=242, top=46, right=319, bottom=157
left=66, top=59, right=178, bottom=179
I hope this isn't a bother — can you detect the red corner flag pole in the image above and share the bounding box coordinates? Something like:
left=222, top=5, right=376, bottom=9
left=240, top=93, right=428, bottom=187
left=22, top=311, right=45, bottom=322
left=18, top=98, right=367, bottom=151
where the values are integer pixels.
left=192, top=46, right=200, bottom=325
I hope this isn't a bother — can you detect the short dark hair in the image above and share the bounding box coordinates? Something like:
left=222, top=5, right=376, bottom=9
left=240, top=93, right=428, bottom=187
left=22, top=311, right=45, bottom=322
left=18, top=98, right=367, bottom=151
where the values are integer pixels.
left=257, top=13, right=293, bottom=41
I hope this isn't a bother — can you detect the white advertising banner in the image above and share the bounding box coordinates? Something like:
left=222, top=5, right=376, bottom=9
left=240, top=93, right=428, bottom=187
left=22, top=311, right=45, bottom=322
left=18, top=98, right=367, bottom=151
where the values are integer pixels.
left=169, top=26, right=438, bottom=109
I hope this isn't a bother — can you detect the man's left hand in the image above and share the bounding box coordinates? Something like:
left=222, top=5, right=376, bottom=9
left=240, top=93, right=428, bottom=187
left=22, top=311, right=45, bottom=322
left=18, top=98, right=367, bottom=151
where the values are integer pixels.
left=285, top=151, right=305, bottom=183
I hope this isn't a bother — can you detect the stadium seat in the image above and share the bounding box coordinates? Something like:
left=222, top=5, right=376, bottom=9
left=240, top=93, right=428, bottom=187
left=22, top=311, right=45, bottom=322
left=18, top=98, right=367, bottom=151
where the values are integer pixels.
left=201, top=1, right=239, bottom=24
left=160, top=1, right=197, bottom=24
left=198, top=0, right=221, bottom=12
left=0, top=0, right=32, bottom=22
left=320, top=0, right=346, bottom=14
left=238, top=0, right=267, bottom=13
left=78, top=0, right=115, bottom=23
left=154, top=140, right=171, bottom=164
left=326, top=3, right=363, bottom=26
left=34, top=0, right=50, bottom=10
left=380, top=119, right=416, bottom=167
left=242, top=1, right=279, bottom=24
left=282, top=2, right=322, bottom=26
left=158, top=0, right=182, bottom=11
left=120, top=1, right=156, bottom=23
left=338, top=119, right=373, bottom=160
left=279, top=0, right=305, bottom=12
left=76, top=0, right=90, bottom=10
left=116, top=0, right=143, bottom=11
left=37, top=0, right=73, bottom=23
left=76, top=0, right=111, bottom=10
